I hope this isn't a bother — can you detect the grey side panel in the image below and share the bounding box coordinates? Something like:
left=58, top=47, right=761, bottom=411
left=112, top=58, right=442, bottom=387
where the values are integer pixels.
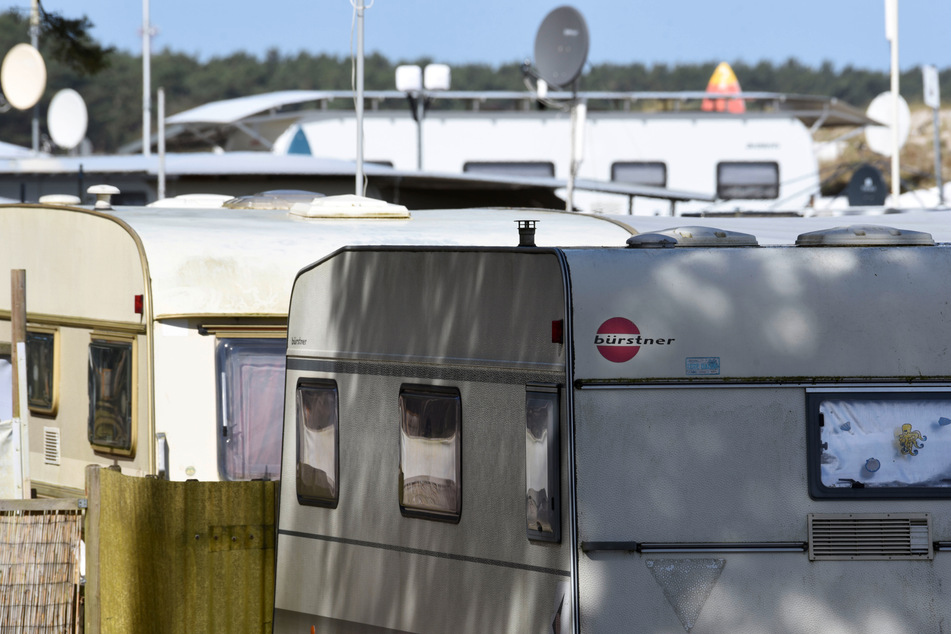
left=574, top=386, right=951, bottom=632
left=288, top=249, right=566, bottom=370
left=565, top=246, right=951, bottom=382
left=277, top=249, right=571, bottom=632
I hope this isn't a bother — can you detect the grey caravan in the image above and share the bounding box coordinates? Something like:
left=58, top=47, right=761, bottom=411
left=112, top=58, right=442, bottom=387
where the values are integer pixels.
left=274, top=224, right=951, bottom=633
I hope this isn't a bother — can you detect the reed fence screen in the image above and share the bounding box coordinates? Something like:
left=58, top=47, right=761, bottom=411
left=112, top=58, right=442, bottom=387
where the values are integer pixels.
left=0, top=500, right=83, bottom=634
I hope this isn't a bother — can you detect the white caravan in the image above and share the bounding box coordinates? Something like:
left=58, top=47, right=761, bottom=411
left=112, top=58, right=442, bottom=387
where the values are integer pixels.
left=275, top=224, right=951, bottom=632
left=166, top=90, right=877, bottom=216
left=0, top=191, right=633, bottom=496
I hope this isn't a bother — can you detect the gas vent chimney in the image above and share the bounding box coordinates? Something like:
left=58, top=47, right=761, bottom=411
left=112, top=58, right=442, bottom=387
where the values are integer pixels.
left=87, top=184, right=120, bottom=210
left=517, top=220, right=537, bottom=247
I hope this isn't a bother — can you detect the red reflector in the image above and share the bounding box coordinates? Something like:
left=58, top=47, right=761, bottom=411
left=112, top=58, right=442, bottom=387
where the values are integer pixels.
left=134, top=294, right=143, bottom=314
left=551, top=319, right=564, bottom=344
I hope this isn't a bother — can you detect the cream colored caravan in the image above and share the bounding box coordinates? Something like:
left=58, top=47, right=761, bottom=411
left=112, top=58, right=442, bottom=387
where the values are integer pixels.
left=275, top=224, right=951, bottom=632
left=0, top=192, right=633, bottom=496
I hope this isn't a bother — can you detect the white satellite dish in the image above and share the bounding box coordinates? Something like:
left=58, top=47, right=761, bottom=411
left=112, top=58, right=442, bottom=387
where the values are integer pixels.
left=47, top=88, right=88, bottom=150
left=865, top=91, right=910, bottom=157
left=1, top=43, right=46, bottom=110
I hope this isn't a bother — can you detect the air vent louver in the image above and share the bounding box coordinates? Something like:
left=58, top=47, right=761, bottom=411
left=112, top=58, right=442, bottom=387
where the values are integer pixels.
left=808, top=513, right=932, bottom=560
left=43, top=426, right=61, bottom=466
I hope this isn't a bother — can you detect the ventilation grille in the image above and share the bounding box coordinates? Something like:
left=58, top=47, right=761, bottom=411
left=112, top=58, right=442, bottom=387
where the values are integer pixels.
left=808, top=513, right=932, bottom=560
left=43, top=427, right=61, bottom=466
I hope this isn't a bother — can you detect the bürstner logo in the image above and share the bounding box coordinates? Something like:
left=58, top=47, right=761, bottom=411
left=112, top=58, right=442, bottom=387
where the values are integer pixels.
left=595, top=317, right=674, bottom=363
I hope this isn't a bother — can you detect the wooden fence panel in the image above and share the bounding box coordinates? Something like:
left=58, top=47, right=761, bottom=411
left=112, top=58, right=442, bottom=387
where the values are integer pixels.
left=85, top=466, right=275, bottom=634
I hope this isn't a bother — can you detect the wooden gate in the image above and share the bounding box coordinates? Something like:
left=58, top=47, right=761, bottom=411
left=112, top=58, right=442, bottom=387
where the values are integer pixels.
left=84, top=466, right=275, bottom=634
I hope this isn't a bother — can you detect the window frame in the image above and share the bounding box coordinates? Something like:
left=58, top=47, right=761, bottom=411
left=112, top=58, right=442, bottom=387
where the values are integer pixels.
left=295, top=379, right=340, bottom=508
left=214, top=335, right=287, bottom=482
left=716, top=161, right=780, bottom=200
left=398, top=384, right=462, bottom=523
left=526, top=384, right=561, bottom=543
left=87, top=333, right=137, bottom=457
left=26, top=326, right=60, bottom=416
left=807, top=389, right=951, bottom=499
left=610, top=161, right=668, bottom=188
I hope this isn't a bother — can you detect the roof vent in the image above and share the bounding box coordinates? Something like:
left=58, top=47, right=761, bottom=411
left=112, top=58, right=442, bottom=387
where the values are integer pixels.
left=148, top=193, right=233, bottom=209
left=38, top=194, right=82, bottom=205
left=223, top=189, right=325, bottom=210
left=795, top=225, right=934, bottom=247
left=627, top=225, right=758, bottom=248
left=87, top=184, right=120, bottom=210
left=289, top=194, right=410, bottom=219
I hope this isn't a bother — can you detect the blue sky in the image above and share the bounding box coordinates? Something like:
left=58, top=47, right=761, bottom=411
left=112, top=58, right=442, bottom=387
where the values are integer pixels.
left=15, top=1, right=951, bottom=75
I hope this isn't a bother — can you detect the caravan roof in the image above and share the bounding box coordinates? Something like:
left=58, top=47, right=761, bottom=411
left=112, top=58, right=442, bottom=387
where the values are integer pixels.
left=24, top=201, right=633, bottom=318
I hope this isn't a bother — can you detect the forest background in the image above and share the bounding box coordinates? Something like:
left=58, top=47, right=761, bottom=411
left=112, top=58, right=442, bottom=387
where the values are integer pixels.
left=0, top=8, right=948, bottom=193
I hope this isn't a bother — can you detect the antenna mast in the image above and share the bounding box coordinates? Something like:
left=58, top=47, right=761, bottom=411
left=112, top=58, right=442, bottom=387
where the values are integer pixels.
left=142, top=0, right=152, bottom=157
left=29, top=0, right=38, bottom=153
left=354, top=0, right=369, bottom=196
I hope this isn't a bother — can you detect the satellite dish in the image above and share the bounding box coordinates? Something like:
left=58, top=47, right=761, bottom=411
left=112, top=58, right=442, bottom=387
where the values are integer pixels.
left=1, top=43, right=46, bottom=110
left=47, top=89, right=88, bottom=150
left=533, top=6, right=589, bottom=88
left=865, top=91, right=910, bottom=157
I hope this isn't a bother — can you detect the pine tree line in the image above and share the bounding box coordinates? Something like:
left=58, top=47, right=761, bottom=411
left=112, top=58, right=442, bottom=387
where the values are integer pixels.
left=0, top=9, right=946, bottom=154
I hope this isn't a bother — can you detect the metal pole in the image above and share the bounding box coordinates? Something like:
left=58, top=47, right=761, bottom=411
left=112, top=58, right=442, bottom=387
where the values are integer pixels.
left=29, top=0, right=39, bottom=154
left=355, top=1, right=365, bottom=196
left=566, top=101, right=586, bottom=212
left=416, top=97, right=424, bottom=171
left=887, top=0, right=900, bottom=206
left=158, top=87, right=166, bottom=200
left=10, top=270, right=24, bottom=420
left=11, top=269, right=30, bottom=497
left=935, top=106, right=945, bottom=207
left=142, top=0, right=151, bottom=158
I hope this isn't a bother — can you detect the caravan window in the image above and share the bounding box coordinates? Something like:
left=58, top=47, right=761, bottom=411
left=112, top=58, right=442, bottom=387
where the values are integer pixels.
left=463, top=161, right=555, bottom=178
left=716, top=161, right=779, bottom=199
left=611, top=161, right=667, bottom=188
left=216, top=338, right=286, bottom=481
left=88, top=336, right=135, bottom=456
left=808, top=391, right=951, bottom=499
left=399, top=385, right=462, bottom=522
left=296, top=380, right=339, bottom=507
left=26, top=327, right=59, bottom=416
left=526, top=385, right=561, bottom=542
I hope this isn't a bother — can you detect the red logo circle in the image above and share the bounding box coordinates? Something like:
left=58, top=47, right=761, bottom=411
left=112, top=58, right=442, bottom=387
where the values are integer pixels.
left=596, top=317, right=640, bottom=363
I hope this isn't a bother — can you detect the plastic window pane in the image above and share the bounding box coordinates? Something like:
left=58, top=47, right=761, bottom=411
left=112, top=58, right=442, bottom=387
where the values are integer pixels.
left=526, top=387, right=561, bottom=542
left=296, top=381, right=339, bottom=507
left=87, top=340, right=133, bottom=453
left=717, top=161, right=779, bottom=199
left=819, top=397, right=951, bottom=490
left=216, top=338, right=286, bottom=481
left=611, top=161, right=667, bottom=187
left=399, top=386, right=462, bottom=521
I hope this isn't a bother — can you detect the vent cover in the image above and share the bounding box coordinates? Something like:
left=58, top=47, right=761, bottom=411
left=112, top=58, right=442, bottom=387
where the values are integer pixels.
left=808, top=513, right=932, bottom=561
left=43, top=426, right=61, bottom=466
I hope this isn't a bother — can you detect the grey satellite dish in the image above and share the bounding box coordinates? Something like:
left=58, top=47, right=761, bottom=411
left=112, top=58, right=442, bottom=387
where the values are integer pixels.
left=1, top=43, right=46, bottom=110
left=47, top=88, right=88, bottom=150
left=533, top=6, right=589, bottom=88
